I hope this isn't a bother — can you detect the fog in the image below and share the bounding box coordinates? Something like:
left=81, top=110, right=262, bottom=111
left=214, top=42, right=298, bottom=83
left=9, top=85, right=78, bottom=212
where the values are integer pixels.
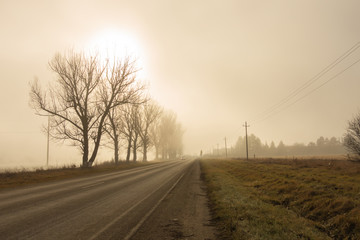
left=1, top=0, right=360, bottom=168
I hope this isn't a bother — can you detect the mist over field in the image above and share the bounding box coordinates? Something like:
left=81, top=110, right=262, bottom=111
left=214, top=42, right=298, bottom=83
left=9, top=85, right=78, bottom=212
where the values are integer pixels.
left=1, top=0, right=360, bottom=169
left=1, top=2, right=360, bottom=239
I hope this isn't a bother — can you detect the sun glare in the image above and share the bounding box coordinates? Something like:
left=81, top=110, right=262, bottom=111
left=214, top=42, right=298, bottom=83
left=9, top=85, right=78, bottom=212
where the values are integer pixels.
left=88, top=29, right=141, bottom=58
left=85, top=29, right=146, bottom=78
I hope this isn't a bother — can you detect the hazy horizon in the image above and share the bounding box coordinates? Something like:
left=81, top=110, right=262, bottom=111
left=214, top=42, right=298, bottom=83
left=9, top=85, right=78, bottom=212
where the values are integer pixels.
left=1, top=0, right=360, bottom=168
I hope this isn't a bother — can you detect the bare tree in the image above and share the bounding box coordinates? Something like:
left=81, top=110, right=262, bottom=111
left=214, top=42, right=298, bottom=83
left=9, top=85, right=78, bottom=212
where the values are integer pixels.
left=344, top=113, right=360, bottom=160
left=137, top=101, right=163, bottom=162
left=125, top=104, right=142, bottom=162
left=132, top=127, right=140, bottom=162
left=149, top=114, right=162, bottom=160
left=119, top=104, right=136, bottom=162
left=157, top=110, right=184, bottom=160
left=103, top=107, right=122, bottom=164
left=30, top=50, right=143, bottom=167
left=168, top=122, right=184, bottom=159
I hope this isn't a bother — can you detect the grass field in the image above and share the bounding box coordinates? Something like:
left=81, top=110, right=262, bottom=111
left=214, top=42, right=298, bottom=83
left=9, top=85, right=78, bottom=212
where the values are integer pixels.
left=0, top=161, right=157, bottom=189
left=200, top=158, right=360, bottom=240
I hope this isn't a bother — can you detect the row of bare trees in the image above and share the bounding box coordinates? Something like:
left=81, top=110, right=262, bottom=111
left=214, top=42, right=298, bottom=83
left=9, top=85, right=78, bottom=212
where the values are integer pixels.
left=30, top=50, right=183, bottom=167
left=104, top=101, right=183, bottom=163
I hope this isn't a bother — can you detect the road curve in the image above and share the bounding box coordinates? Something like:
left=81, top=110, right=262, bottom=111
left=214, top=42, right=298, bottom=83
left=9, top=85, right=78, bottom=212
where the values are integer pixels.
left=0, top=160, right=193, bottom=239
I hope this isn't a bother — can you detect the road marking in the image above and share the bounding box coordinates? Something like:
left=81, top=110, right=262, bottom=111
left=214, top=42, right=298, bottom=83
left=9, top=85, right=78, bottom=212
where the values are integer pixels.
left=123, top=172, right=186, bottom=240
left=81, top=181, right=105, bottom=189
left=89, top=169, right=186, bottom=240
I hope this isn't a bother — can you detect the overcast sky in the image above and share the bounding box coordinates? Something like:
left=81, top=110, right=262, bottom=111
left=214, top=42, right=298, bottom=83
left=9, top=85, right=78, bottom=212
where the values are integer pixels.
left=1, top=0, right=360, bottom=168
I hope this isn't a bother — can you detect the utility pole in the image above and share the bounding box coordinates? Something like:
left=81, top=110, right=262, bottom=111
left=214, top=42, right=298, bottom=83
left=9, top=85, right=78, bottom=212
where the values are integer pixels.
left=217, top=143, right=219, bottom=156
left=243, top=121, right=250, bottom=160
left=47, top=115, right=50, bottom=167
left=224, top=137, right=228, bottom=158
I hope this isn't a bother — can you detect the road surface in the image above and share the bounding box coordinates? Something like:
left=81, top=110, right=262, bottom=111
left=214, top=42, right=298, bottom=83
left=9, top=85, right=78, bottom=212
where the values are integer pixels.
left=0, top=160, right=217, bottom=239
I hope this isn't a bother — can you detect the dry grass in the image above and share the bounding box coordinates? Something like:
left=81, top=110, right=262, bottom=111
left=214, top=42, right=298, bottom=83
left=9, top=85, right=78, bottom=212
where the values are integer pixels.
left=0, top=161, right=158, bottom=190
left=200, top=158, right=360, bottom=240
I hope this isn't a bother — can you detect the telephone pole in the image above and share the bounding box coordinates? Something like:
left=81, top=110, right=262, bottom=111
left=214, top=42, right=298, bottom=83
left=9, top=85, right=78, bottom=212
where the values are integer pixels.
left=47, top=115, right=50, bottom=167
left=224, top=137, right=228, bottom=158
left=243, top=121, right=250, bottom=160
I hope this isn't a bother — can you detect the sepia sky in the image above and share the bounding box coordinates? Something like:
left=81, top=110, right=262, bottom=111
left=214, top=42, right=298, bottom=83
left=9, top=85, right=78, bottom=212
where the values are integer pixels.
left=1, top=0, right=360, bottom=168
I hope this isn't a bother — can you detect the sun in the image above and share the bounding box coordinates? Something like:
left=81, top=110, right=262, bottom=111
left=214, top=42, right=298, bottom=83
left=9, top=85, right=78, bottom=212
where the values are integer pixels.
left=87, top=28, right=142, bottom=58
left=85, top=28, right=145, bottom=75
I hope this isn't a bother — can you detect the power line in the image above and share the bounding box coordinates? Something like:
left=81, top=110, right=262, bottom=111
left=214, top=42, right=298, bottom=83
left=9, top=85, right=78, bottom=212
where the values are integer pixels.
left=243, top=121, right=250, bottom=160
left=258, top=42, right=360, bottom=120
left=47, top=116, right=50, bottom=167
left=214, top=43, right=360, bottom=156
left=258, top=56, right=360, bottom=122
left=224, top=137, right=228, bottom=158
left=252, top=41, right=360, bottom=123
left=211, top=45, right=360, bottom=153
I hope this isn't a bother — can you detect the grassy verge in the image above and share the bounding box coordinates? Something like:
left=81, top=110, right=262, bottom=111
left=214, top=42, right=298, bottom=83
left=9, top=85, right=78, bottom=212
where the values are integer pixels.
left=200, top=158, right=360, bottom=240
left=0, top=161, right=158, bottom=190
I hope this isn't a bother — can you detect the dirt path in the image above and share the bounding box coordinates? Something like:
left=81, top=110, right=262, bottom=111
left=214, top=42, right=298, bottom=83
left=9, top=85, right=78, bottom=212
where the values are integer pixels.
left=131, top=160, right=218, bottom=240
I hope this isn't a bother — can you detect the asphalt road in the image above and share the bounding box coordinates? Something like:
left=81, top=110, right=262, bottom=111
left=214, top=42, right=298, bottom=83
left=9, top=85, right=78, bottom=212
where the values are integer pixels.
left=0, top=160, right=212, bottom=240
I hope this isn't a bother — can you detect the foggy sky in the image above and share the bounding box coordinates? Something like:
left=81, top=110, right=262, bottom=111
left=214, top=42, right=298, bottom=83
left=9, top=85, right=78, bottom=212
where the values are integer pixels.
left=1, top=0, right=360, bottom=168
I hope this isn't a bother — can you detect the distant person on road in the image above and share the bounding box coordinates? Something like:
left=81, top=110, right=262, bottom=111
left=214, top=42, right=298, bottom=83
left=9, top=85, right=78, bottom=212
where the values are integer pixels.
left=200, top=150, right=203, bottom=158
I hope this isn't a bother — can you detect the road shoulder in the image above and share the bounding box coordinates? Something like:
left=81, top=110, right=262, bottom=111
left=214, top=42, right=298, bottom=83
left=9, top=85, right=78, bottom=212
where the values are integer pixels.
left=131, top=160, right=218, bottom=240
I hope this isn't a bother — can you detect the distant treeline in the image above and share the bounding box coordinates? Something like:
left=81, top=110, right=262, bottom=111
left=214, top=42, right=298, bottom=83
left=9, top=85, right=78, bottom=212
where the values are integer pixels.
left=210, top=135, right=347, bottom=158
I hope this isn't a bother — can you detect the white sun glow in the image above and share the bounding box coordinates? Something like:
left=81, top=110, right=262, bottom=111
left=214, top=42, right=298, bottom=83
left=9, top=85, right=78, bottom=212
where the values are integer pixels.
left=85, top=29, right=146, bottom=77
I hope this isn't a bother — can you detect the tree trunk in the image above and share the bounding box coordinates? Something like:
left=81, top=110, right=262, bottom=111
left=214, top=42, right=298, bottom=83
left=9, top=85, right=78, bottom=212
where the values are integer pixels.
left=88, top=114, right=108, bottom=166
left=82, top=131, right=89, bottom=167
left=161, top=148, right=164, bottom=160
left=143, top=141, right=147, bottom=162
left=126, top=138, right=132, bottom=163
left=114, top=136, right=119, bottom=164
left=110, top=112, right=119, bottom=165
left=82, top=148, right=89, bottom=167
left=88, top=139, right=100, bottom=167
left=155, top=146, right=159, bottom=160
left=133, top=134, right=138, bottom=162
